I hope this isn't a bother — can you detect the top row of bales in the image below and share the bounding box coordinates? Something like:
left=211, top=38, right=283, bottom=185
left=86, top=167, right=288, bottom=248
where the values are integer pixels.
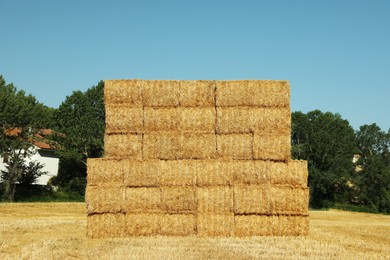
left=104, top=80, right=290, bottom=108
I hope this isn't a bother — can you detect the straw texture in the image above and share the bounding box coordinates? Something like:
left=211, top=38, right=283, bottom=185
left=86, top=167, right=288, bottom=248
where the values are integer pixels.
left=216, top=107, right=291, bottom=134
left=253, top=133, right=291, bottom=161
left=160, top=160, right=197, bottom=186
left=104, top=80, right=142, bottom=106
left=179, top=80, right=215, bottom=107
left=85, top=185, right=124, bottom=214
left=217, top=134, right=253, bottom=159
left=143, top=80, right=180, bottom=107
left=105, top=105, right=143, bottom=134
left=197, top=186, right=233, bottom=213
left=123, top=160, right=161, bottom=187
left=196, top=160, right=234, bottom=186
left=124, top=187, right=161, bottom=213
left=125, top=213, right=160, bottom=236
left=87, top=213, right=126, bottom=238
left=160, top=214, right=197, bottom=236
left=144, top=133, right=217, bottom=159
left=235, top=215, right=309, bottom=236
left=87, top=158, right=124, bottom=186
left=104, top=134, right=143, bottom=159
left=161, top=187, right=197, bottom=213
left=233, top=185, right=309, bottom=215
left=197, top=214, right=235, bottom=237
left=233, top=160, right=308, bottom=188
left=216, top=80, right=290, bottom=107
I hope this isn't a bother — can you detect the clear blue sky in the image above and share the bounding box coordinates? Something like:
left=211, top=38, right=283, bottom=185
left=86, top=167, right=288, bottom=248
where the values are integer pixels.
left=1, top=0, right=389, bottom=131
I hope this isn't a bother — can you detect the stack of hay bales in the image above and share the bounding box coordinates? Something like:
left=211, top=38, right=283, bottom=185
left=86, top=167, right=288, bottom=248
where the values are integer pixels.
left=86, top=80, right=309, bottom=238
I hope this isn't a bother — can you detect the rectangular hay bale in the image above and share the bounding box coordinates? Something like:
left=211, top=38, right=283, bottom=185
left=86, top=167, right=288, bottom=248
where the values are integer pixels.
left=144, top=108, right=215, bottom=133
left=197, top=214, right=235, bottom=237
left=198, top=186, right=233, bottom=213
left=233, top=160, right=308, bottom=188
left=233, top=185, right=309, bottom=215
left=85, top=185, right=124, bottom=214
left=144, top=133, right=216, bottom=159
left=143, top=80, right=180, bottom=107
left=179, top=80, right=215, bottom=107
left=161, top=187, right=197, bottom=213
left=87, top=158, right=124, bottom=186
left=160, top=160, right=197, bottom=186
left=253, top=133, right=290, bottom=161
left=125, top=213, right=160, bottom=236
left=104, top=133, right=143, bottom=159
left=87, top=213, right=126, bottom=238
left=216, top=80, right=290, bottom=107
left=196, top=160, right=234, bottom=186
left=217, top=134, right=253, bottom=159
left=105, top=105, right=143, bottom=134
left=104, top=80, right=142, bottom=106
left=123, top=160, right=161, bottom=187
left=234, top=215, right=309, bottom=236
left=216, top=107, right=290, bottom=134
left=124, top=187, right=161, bottom=213
left=160, top=214, right=196, bottom=236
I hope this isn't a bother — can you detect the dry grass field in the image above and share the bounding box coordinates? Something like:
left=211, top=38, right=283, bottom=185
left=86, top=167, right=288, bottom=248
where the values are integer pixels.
left=1, top=203, right=389, bottom=259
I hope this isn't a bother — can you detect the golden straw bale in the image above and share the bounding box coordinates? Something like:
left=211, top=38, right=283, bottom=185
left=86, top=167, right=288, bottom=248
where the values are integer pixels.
left=124, top=187, right=161, bottom=213
left=233, top=160, right=308, bottom=188
left=179, top=80, right=215, bottom=107
left=143, top=133, right=179, bottom=159
left=198, top=214, right=235, bottom=237
left=85, top=185, right=124, bottom=214
left=104, top=80, right=142, bottom=106
left=144, top=108, right=180, bottom=132
left=216, top=80, right=290, bottom=107
left=143, top=80, right=180, bottom=107
left=196, top=160, right=234, bottom=186
left=179, top=133, right=217, bottom=159
left=87, top=158, right=124, bottom=186
left=160, top=214, right=196, bottom=236
left=253, top=133, right=290, bottom=161
left=197, top=186, right=233, bottom=213
left=161, top=187, right=197, bottom=213
left=234, top=215, right=309, bottom=237
left=217, top=134, right=253, bottom=159
left=123, top=160, right=161, bottom=187
left=216, top=107, right=290, bottom=134
left=105, top=104, right=143, bottom=134
left=144, top=133, right=217, bottom=159
left=160, top=160, right=196, bottom=186
left=179, top=107, right=215, bottom=133
left=125, top=213, right=160, bottom=236
left=104, top=134, right=143, bottom=159
left=143, top=108, right=215, bottom=133
left=233, top=185, right=309, bottom=215
left=87, top=213, right=126, bottom=238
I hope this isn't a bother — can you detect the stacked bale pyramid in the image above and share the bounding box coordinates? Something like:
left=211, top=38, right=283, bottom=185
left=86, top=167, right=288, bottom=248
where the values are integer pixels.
left=86, top=80, right=309, bottom=238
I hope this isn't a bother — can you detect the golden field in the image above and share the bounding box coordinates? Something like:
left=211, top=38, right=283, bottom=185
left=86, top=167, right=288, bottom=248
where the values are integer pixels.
left=0, top=203, right=389, bottom=259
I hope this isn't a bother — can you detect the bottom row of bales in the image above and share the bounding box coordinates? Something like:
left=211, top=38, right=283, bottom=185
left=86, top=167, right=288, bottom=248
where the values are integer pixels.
left=86, top=185, right=308, bottom=215
left=87, top=213, right=309, bottom=238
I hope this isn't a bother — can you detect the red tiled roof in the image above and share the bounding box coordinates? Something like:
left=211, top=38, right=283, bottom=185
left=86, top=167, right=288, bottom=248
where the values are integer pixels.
left=4, top=128, right=56, bottom=150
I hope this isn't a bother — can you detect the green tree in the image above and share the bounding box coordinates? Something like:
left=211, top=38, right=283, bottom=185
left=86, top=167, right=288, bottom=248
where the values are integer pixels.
left=51, top=81, right=105, bottom=195
left=355, top=124, right=390, bottom=213
left=0, top=75, right=53, bottom=201
left=291, top=110, right=356, bottom=208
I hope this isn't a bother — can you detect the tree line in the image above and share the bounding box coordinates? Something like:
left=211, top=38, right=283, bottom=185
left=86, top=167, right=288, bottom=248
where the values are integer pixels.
left=1, top=75, right=389, bottom=213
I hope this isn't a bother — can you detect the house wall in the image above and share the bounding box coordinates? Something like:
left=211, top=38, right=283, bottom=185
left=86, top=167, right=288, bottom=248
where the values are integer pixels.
left=0, top=146, right=59, bottom=185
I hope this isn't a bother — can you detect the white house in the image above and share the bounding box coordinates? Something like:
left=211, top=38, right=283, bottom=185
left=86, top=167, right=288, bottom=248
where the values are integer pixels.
left=0, top=129, right=59, bottom=185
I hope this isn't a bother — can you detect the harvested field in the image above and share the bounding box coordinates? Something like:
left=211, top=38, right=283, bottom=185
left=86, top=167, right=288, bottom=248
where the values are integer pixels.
left=1, top=203, right=390, bottom=259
